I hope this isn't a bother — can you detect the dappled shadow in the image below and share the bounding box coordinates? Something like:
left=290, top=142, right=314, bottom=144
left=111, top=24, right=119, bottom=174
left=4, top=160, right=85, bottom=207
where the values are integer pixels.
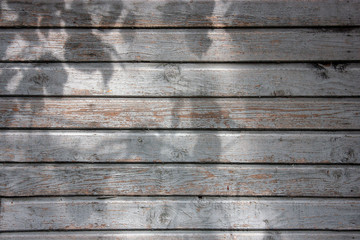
left=159, top=0, right=215, bottom=58
left=0, top=1, right=300, bottom=238
left=0, top=0, right=135, bottom=95
left=64, top=33, right=115, bottom=89
left=62, top=0, right=128, bottom=89
left=0, top=0, right=141, bottom=129
left=0, top=0, right=123, bottom=231
left=1, top=0, right=233, bottom=235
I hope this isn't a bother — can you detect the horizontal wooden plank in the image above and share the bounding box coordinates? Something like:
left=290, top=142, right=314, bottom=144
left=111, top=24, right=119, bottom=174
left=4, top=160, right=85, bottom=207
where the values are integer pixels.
left=1, top=131, right=359, bottom=164
left=0, top=98, right=359, bottom=129
left=1, top=164, right=359, bottom=196
left=1, top=63, right=359, bottom=96
left=0, top=29, right=359, bottom=62
left=1, top=0, right=359, bottom=27
left=2, top=231, right=360, bottom=240
left=1, top=197, right=359, bottom=230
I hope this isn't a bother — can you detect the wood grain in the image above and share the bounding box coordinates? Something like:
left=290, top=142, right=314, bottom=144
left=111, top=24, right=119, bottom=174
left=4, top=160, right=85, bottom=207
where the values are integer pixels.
left=1, top=231, right=360, bottom=240
left=1, top=131, right=359, bottom=164
left=1, top=164, right=359, bottom=197
left=1, top=63, right=359, bottom=96
left=0, top=98, right=359, bottom=129
left=1, top=0, right=359, bottom=27
left=1, top=197, right=359, bottom=230
left=1, top=29, right=359, bottom=62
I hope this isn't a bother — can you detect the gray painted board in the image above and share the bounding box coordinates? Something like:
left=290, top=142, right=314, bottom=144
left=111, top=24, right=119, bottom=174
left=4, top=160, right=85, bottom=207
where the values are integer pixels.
left=1, top=164, right=359, bottom=196
left=0, top=63, right=359, bottom=96
left=1, top=231, right=360, bottom=240
left=1, top=29, right=359, bottom=62
left=1, top=0, right=359, bottom=27
left=1, top=197, right=359, bottom=230
left=0, top=98, right=359, bottom=129
left=0, top=131, right=359, bottom=164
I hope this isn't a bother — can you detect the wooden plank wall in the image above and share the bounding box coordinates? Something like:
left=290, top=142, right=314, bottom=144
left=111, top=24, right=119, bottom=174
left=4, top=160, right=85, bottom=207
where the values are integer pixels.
left=0, top=0, right=360, bottom=239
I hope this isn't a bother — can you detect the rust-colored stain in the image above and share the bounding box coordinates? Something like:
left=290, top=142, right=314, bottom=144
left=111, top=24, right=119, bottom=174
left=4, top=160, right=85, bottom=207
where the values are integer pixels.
left=271, top=39, right=281, bottom=45
left=103, top=111, right=119, bottom=117
left=248, top=174, right=273, bottom=179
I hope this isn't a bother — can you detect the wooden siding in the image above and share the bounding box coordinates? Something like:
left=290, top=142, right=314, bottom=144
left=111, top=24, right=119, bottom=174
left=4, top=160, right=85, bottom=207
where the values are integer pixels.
left=0, top=0, right=359, bottom=238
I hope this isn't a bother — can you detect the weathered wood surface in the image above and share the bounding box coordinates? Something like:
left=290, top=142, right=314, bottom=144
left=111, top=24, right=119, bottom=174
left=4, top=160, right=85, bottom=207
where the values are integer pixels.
left=1, top=98, right=359, bottom=129
left=1, top=0, right=359, bottom=236
left=1, top=29, right=359, bottom=62
left=1, top=0, right=359, bottom=27
left=1, top=197, right=359, bottom=230
left=1, top=63, right=359, bottom=96
left=1, top=164, right=359, bottom=196
left=1, top=131, right=359, bottom=164
left=2, top=231, right=360, bottom=240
